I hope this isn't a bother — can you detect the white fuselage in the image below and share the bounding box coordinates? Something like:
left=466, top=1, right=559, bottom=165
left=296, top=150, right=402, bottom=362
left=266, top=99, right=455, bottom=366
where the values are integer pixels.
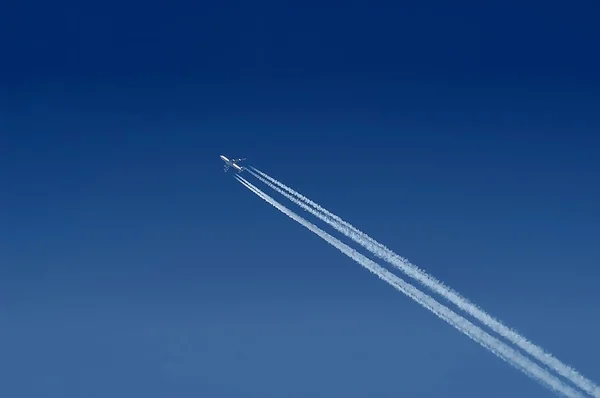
left=220, top=155, right=243, bottom=172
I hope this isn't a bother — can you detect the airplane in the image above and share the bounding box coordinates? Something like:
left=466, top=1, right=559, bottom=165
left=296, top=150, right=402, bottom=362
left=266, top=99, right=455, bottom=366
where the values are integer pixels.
left=220, top=155, right=246, bottom=173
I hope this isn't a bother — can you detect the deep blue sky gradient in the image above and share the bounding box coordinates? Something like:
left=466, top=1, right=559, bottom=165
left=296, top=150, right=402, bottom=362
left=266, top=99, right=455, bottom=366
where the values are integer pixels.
left=2, top=1, right=599, bottom=397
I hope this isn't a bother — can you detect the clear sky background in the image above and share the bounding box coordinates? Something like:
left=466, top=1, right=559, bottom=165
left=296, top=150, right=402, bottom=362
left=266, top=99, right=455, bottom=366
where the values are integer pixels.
left=2, top=1, right=599, bottom=397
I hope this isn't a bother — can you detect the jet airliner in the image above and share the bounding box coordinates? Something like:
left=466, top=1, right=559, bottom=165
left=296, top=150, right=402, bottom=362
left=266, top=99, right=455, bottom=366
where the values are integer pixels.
left=220, top=155, right=245, bottom=173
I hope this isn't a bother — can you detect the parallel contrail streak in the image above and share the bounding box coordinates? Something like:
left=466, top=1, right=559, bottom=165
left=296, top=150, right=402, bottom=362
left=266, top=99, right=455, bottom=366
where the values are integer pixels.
left=247, top=166, right=598, bottom=398
left=235, top=175, right=584, bottom=398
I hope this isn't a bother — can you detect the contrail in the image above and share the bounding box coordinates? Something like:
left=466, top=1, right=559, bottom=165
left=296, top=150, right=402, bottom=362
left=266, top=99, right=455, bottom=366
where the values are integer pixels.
left=235, top=175, right=584, bottom=398
left=248, top=167, right=599, bottom=398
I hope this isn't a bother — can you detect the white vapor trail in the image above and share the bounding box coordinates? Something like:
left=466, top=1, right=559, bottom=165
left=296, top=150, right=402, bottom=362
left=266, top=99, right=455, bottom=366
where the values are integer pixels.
left=235, top=175, right=584, bottom=398
left=248, top=166, right=599, bottom=398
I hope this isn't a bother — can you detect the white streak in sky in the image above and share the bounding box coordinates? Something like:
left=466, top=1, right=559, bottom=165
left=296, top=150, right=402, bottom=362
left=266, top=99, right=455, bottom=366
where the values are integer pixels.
left=235, top=175, right=584, bottom=398
left=247, top=166, right=598, bottom=398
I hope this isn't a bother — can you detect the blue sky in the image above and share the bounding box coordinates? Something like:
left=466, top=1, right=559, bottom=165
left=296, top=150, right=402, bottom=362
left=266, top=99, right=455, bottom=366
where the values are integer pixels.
left=2, top=1, right=599, bottom=397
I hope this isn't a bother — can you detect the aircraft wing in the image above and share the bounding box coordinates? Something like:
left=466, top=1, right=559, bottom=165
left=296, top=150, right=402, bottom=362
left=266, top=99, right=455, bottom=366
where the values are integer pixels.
left=223, top=163, right=230, bottom=172
left=233, top=158, right=246, bottom=162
